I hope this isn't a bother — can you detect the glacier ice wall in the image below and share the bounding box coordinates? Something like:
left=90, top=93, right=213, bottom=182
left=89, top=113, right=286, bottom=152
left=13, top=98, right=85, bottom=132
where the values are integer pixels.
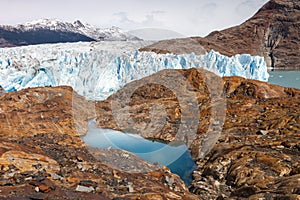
left=0, top=41, right=269, bottom=100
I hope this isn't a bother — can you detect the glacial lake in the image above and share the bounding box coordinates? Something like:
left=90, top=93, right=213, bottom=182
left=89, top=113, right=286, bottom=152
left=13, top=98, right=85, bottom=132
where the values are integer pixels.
left=82, top=70, right=299, bottom=185
left=268, top=70, right=300, bottom=89
left=83, top=119, right=197, bottom=185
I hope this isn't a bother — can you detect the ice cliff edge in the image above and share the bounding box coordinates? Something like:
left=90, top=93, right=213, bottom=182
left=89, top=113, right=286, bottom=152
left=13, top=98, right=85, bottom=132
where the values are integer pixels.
left=0, top=42, right=268, bottom=100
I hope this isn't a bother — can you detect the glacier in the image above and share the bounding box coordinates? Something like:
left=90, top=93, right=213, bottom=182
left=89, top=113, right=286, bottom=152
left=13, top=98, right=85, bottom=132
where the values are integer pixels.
left=0, top=41, right=269, bottom=100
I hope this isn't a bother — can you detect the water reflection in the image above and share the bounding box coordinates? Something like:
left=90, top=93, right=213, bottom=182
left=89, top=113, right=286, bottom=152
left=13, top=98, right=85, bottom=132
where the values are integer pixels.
left=83, top=119, right=197, bottom=184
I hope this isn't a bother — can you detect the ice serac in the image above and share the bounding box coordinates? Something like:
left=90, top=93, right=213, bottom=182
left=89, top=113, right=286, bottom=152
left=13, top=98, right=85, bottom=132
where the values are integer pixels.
left=0, top=42, right=268, bottom=100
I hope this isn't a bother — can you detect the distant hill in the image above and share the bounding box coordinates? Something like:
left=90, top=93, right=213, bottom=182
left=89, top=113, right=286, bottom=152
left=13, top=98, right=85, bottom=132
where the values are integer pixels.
left=141, top=0, right=300, bottom=69
left=0, top=19, right=141, bottom=47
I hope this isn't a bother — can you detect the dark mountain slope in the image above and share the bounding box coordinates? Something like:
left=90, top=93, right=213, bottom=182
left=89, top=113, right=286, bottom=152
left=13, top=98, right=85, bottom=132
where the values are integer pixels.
left=0, top=27, right=95, bottom=47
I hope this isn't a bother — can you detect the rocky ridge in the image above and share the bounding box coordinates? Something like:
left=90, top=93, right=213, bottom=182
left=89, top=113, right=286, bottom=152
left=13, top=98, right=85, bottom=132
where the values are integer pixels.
left=96, top=68, right=300, bottom=199
left=1, top=67, right=299, bottom=199
left=141, top=0, right=300, bottom=69
left=0, top=86, right=196, bottom=199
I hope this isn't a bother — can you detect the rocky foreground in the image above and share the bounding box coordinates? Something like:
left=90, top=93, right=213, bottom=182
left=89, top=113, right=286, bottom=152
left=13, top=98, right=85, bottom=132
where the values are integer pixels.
left=0, top=68, right=299, bottom=199
left=0, top=86, right=196, bottom=199
left=96, top=68, right=300, bottom=199
left=141, top=0, right=300, bottom=70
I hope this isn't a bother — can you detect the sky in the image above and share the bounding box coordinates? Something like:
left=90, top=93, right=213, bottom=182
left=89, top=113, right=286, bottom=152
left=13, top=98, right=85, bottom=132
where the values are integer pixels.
left=0, top=0, right=269, bottom=39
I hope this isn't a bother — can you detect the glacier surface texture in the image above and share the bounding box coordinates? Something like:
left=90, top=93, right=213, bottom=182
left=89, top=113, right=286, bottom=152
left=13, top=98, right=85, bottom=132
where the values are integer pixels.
left=0, top=41, right=269, bottom=100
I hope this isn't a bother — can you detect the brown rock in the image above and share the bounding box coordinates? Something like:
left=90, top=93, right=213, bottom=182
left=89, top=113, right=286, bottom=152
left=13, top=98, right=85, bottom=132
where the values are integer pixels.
left=0, top=86, right=197, bottom=199
left=38, top=184, right=52, bottom=193
left=95, top=68, right=300, bottom=199
left=27, top=193, right=47, bottom=200
left=1, top=67, right=299, bottom=199
left=141, top=0, right=300, bottom=69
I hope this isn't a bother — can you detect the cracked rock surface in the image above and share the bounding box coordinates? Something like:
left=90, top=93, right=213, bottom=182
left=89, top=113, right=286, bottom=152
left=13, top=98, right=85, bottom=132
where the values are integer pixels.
left=1, top=67, right=299, bottom=199
left=0, top=86, right=196, bottom=199
left=96, top=68, right=300, bottom=199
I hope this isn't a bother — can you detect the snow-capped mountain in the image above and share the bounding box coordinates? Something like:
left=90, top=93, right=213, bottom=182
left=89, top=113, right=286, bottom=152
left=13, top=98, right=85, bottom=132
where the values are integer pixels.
left=0, top=41, right=268, bottom=100
left=0, top=19, right=141, bottom=47
left=19, top=19, right=141, bottom=41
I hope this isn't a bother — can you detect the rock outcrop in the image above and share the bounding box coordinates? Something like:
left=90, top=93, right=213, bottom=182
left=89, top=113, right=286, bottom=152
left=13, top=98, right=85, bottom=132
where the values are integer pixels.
left=0, top=86, right=5, bottom=96
left=0, top=86, right=197, bottom=199
left=1, top=67, right=299, bottom=199
left=141, top=0, right=300, bottom=69
left=96, top=68, right=300, bottom=199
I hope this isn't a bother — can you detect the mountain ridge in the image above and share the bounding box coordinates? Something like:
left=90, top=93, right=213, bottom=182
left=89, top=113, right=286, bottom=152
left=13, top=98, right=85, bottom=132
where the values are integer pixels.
left=0, top=19, right=141, bottom=47
left=141, top=0, right=300, bottom=69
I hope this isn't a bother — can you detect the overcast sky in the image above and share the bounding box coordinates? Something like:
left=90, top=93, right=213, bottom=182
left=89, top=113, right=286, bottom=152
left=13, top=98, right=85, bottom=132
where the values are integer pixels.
left=1, top=0, right=269, bottom=38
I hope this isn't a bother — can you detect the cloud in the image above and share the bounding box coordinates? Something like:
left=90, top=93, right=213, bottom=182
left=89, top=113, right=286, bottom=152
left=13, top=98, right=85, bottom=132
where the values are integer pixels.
left=112, top=11, right=165, bottom=31
left=113, top=12, right=133, bottom=23
left=191, top=2, right=218, bottom=23
left=201, top=2, right=218, bottom=15
left=144, top=11, right=165, bottom=26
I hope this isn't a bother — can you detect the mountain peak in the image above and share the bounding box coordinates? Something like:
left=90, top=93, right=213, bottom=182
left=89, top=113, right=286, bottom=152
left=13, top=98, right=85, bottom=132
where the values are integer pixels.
left=22, top=18, right=64, bottom=28
left=73, top=20, right=85, bottom=28
left=0, top=19, right=142, bottom=47
left=141, top=0, right=300, bottom=69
